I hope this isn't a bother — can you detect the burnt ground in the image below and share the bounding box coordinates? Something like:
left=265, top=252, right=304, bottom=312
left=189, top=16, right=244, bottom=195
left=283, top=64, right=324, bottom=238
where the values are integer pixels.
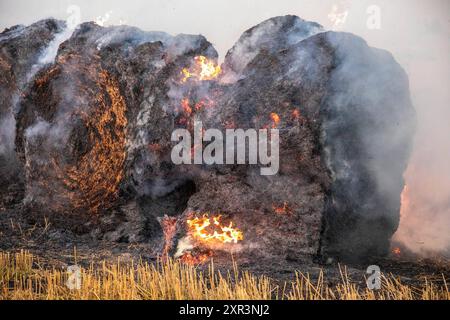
left=1, top=203, right=449, bottom=290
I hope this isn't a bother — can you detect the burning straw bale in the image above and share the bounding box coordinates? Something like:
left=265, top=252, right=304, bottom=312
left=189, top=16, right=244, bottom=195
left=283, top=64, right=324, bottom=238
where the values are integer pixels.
left=1, top=15, right=415, bottom=263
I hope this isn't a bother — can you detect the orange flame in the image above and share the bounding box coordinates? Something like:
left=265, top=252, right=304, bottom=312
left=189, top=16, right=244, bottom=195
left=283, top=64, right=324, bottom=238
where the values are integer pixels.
left=270, top=112, right=280, bottom=124
left=181, top=56, right=221, bottom=82
left=270, top=112, right=280, bottom=128
left=187, top=214, right=243, bottom=244
left=181, top=97, right=214, bottom=115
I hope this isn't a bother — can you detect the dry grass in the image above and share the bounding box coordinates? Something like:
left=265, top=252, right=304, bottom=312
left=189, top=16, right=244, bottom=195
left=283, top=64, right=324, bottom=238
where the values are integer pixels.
left=0, top=250, right=448, bottom=300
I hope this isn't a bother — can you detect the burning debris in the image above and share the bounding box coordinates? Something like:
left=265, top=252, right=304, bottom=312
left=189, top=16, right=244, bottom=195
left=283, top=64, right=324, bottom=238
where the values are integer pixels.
left=187, top=214, right=244, bottom=245
left=268, top=112, right=280, bottom=129
left=272, top=202, right=293, bottom=215
left=181, top=55, right=221, bottom=83
left=0, top=15, right=415, bottom=263
left=179, top=249, right=213, bottom=265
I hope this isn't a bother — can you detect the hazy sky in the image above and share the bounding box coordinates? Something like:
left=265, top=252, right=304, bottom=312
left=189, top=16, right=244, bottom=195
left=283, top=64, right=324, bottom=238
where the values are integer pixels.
left=0, top=0, right=447, bottom=61
left=1, top=0, right=449, bottom=253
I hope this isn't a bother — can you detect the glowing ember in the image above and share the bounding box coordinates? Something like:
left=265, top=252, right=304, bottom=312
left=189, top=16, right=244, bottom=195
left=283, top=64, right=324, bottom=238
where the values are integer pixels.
left=187, top=214, right=243, bottom=244
left=194, top=98, right=214, bottom=111
left=272, top=202, right=292, bottom=215
left=392, top=247, right=401, bottom=256
left=148, top=143, right=163, bottom=153
left=179, top=250, right=213, bottom=265
left=181, top=56, right=221, bottom=82
left=160, top=215, right=178, bottom=259
left=181, top=97, right=192, bottom=115
left=269, top=112, right=280, bottom=128
left=51, top=64, right=127, bottom=213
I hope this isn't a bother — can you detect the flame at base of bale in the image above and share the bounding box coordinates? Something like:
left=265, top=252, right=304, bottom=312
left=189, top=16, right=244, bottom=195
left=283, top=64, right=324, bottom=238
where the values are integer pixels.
left=187, top=213, right=244, bottom=245
left=179, top=249, right=213, bottom=265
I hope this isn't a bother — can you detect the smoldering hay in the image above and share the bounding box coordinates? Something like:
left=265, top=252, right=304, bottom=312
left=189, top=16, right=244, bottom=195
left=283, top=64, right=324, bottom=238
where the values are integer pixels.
left=0, top=15, right=415, bottom=262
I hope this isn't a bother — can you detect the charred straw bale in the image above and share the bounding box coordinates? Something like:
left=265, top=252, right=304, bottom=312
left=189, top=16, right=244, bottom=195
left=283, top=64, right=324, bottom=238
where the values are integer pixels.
left=0, top=16, right=415, bottom=261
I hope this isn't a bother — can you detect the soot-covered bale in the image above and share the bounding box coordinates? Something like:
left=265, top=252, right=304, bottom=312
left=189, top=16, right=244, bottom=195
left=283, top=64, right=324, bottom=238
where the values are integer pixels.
left=0, top=19, right=66, bottom=206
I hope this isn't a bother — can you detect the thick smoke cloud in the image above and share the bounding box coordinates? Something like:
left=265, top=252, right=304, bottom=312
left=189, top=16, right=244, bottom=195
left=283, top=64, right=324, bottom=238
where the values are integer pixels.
left=392, top=37, right=450, bottom=255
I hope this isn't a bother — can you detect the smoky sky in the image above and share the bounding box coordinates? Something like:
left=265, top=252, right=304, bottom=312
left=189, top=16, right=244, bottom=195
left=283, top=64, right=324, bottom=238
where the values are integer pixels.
left=1, top=0, right=449, bottom=254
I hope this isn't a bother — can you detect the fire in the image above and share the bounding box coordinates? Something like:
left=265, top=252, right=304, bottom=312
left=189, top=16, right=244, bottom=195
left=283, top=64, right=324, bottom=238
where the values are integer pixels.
left=187, top=214, right=243, bottom=244
left=181, top=56, right=221, bottom=82
left=180, top=97, right=214, bottom=114
left=269, top=112, right=280, bottom=128
left=262, top=112, right=281, bottom=129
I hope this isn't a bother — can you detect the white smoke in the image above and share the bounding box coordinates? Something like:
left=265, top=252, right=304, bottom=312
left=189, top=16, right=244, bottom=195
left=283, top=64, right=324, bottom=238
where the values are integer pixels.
left=381, top=1, right=450, bottom=256
left=0, top=112, right=16, bottom=155
left=94, top=25, right=170, bottom=50
left=24, top=119, right=50, bottom=141
left=393, top=47, right=450, bottom=255
left=26, top=25, right=74, bottom=82
left=223, top=16, right=323, bottom=83
left=1, top=23, right=73, bottom=160
left=38, top=26, right=73, bottom=65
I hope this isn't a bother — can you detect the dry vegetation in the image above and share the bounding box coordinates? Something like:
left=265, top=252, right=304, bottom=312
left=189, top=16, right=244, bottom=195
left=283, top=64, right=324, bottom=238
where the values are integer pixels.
left=0, top=250, right=448, bottom=300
